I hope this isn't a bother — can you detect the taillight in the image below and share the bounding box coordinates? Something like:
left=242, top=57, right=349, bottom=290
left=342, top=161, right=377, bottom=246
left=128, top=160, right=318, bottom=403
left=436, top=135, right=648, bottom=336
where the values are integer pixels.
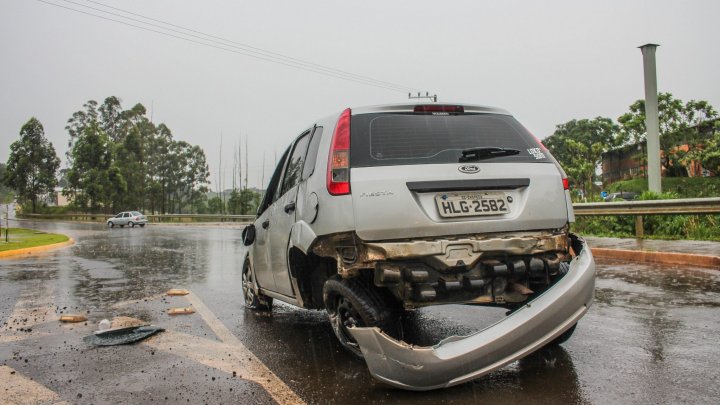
left=413, top=105, right=464, bottom=114
left=562, top=178, right=570, bottom=190
left=327, top=108, right=351, bottom=195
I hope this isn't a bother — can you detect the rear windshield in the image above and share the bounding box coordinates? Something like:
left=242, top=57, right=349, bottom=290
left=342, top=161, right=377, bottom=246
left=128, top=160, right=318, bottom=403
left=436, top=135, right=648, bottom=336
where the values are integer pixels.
left=350, top=113, right=551, bottom=167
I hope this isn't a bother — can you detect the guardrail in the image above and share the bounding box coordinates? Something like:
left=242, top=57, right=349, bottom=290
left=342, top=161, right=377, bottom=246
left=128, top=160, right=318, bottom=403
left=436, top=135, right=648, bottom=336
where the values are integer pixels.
left=16, top=197, right=720, bottom=238
left=18, top=213, right=256, bottom=223
left=573, top=197, right=720, bottom=237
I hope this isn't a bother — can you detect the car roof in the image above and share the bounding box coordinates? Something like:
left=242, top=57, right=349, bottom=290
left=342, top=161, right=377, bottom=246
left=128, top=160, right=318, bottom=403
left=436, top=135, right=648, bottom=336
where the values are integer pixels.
left=350, top=102, right=512, bottom=115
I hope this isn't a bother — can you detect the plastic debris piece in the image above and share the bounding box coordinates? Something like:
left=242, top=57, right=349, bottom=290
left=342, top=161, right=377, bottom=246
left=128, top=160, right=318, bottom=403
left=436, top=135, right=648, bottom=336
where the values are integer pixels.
left=167, top=307, right=195, bottom=315
left=84, top=325, right=165, bottom=346
left=59, top=315, right=88, bottom=323
left=166, top=289, right=190, bottom=296
left=98, top=319, right=111, bottom=331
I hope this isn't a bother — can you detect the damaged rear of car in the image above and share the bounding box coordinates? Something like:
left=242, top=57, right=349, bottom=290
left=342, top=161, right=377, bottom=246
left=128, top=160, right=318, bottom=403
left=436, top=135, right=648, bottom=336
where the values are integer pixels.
left=241, top=103, right=595, bottom=390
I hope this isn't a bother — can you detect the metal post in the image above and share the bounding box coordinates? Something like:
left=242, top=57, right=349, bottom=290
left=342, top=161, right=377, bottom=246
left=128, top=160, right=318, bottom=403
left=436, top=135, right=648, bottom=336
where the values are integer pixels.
left=634, top=215, right=644, bottom=239
left=639, top=44, right=662, bottom=194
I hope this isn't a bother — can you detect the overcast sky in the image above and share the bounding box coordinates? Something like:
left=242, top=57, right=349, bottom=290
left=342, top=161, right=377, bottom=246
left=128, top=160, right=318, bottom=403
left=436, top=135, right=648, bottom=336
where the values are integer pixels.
left=2, top=0, right=719, bottom=190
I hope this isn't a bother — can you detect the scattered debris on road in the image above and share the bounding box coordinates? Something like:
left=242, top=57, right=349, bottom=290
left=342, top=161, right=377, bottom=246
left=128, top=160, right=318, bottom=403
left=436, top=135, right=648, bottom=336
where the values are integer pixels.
left=167, top=289, right=190, bottom=296
left=59, top=314, right=88, bottom=323
left=167, top=307, right=195, bottom=315
left=84, top=325, right=165, bottom=346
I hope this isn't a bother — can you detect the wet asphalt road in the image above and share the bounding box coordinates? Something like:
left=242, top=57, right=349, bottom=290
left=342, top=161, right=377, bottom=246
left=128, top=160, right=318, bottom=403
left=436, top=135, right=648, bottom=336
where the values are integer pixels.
left=1, top=222, right=719, bottom=404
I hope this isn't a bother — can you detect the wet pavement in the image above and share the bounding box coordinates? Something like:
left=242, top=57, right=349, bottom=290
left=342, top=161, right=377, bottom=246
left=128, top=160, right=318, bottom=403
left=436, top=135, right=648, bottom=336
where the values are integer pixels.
left=1, top=221, right=719, bottom=404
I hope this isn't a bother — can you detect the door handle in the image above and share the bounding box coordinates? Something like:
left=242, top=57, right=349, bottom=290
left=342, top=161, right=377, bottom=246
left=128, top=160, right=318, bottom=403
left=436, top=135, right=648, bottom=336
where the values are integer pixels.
left=262, top=220, right=270, bottom=229
left=284, top=202, right=296, bottom=214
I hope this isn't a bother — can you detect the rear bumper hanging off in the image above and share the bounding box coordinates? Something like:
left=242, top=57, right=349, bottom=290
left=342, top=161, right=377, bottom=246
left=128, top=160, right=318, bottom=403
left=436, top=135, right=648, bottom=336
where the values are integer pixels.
left=349, top=235, right=595, bottom=390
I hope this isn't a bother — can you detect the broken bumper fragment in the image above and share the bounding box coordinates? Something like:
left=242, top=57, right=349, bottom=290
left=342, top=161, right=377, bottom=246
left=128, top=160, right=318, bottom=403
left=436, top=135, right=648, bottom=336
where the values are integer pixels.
left=349, top=236, right=595, bottom=390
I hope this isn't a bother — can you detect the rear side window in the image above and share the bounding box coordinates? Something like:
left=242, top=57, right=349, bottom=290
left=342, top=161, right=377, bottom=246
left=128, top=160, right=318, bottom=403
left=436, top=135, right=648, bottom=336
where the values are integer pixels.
left=280, top=130, right=311, bottom=196
left=302, top=126, right=323, bottom=181
left=350, top=113, right=551, bottom=167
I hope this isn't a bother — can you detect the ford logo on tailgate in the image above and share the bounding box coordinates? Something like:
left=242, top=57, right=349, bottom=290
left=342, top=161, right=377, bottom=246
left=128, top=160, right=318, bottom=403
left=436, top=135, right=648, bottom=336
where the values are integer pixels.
left=458, top=164, right=480, bottom=174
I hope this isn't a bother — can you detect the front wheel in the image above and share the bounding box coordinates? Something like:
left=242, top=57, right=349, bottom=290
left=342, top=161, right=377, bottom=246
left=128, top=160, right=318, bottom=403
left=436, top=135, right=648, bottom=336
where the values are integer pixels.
left=323, top=276, right=400, bottom=359
left=242, top=258, right=273, bottom=311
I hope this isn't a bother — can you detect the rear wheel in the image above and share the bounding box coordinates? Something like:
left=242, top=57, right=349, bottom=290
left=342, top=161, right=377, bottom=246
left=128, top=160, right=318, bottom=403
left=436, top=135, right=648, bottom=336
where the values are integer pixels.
left=242, top=258, right=273, bottom=311
left=129, top=221, right=135, bottom=228
left=547, top=323, right=577, bottom=346
left=108, top=221, right=114, bottom=228
left=323, top=276, right=401, bottom=359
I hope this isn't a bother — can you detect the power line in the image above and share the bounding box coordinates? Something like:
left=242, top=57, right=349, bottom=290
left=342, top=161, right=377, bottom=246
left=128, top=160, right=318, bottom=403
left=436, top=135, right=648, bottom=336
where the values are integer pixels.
left=82, top=0, right=417, bottom=93
left=36, top=0, right=421, bottom=93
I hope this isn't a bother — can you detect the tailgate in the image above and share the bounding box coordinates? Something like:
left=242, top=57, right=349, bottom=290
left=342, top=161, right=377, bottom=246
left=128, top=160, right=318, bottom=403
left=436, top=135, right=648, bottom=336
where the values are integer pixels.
left=350, top=162, right=568, bottom=241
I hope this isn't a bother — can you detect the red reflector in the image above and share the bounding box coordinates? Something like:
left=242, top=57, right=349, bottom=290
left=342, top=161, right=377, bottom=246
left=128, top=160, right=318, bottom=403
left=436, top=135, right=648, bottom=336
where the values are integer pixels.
left=562, top=178, right=569, bottom=190
left=414, top=105, right=464, bottom=114
left=327, top=108, right=351, bottom=195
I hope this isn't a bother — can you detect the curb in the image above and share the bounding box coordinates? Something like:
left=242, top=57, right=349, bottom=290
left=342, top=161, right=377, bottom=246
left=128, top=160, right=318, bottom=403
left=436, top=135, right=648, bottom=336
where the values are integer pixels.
left=0, top=238, right=75, bottom=259
left=591, top=247, right=720, bottom=269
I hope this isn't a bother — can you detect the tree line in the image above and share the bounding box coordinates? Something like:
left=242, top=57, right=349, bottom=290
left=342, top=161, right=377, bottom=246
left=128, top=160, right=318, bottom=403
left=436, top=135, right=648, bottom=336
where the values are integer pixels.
left=544, top=92, right=719, bottom=200
left=3, top=96, right=262, bottom=214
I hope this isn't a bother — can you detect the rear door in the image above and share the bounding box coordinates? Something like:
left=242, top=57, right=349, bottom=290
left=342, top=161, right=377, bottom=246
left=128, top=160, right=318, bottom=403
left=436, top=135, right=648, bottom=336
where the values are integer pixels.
left=349, top=111, right=569, bottom=241
left=267, top=129, right=312, bottom=297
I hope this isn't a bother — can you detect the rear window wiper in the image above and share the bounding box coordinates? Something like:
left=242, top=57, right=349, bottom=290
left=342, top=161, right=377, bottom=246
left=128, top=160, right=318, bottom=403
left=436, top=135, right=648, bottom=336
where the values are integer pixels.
left=459, top=147, right=520, bottom=162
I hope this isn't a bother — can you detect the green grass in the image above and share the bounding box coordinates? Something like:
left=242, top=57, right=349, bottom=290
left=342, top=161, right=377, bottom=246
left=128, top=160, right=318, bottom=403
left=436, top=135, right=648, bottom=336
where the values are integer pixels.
left=0, top=228, right=69, bottom=252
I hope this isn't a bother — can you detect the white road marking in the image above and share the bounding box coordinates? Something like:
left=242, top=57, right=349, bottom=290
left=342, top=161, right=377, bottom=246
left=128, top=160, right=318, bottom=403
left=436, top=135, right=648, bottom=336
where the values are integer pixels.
left=0, top=365, right=69, bottom=405
left=180, top=292, right=305, bottom=405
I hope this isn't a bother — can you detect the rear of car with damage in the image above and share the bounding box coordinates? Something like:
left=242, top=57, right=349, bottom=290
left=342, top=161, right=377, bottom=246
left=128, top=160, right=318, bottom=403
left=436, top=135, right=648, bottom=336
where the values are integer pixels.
left=247, top=102, right=595, bottom=390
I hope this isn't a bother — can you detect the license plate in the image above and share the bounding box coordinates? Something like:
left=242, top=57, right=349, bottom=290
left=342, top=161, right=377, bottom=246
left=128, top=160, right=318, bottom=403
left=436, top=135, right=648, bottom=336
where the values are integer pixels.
left=435, top=192, right=510, bottom=218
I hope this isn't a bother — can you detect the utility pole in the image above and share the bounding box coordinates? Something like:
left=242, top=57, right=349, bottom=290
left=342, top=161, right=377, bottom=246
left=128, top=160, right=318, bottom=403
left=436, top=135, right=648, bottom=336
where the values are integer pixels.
left=408, top=92, right=438, bottom=102
left=640, top=44, right=662, bottom=193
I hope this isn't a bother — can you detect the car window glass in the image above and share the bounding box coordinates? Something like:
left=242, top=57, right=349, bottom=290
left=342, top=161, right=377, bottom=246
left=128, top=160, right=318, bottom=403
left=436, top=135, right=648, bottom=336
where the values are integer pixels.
left=257, top=146, right=291, bottom=216
left=123, top=213, right=130, bottom=218
left=351, top=113, right=552, bottom=167
left=279, top=130, right=311, bottom=196
left=302, top=126, right=323, bottom=181
left=115, top=213, right=122, bottom=218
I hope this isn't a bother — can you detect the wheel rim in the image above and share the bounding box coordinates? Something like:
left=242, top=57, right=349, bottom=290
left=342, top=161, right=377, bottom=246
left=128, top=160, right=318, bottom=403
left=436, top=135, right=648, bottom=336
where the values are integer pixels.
left=333, top=296, right=363, bottom=350
left=242, top=265, right=256, bottom=306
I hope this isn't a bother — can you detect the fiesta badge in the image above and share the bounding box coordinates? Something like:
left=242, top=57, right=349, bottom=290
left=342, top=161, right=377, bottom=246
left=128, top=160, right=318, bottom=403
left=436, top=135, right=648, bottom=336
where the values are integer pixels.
left=458, top=164, right=480, bottom=174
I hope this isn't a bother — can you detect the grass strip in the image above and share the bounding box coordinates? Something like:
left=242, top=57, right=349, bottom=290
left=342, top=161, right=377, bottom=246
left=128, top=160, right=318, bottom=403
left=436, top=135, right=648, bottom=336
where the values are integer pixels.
left=0, top=228, right=70, bottom=252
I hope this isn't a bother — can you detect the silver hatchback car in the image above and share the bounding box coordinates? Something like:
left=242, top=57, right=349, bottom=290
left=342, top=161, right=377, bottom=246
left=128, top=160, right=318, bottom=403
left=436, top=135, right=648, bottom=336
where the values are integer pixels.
left=107, top=211, right=148, bottom=228
left=241, top=103, right=595, bottom=390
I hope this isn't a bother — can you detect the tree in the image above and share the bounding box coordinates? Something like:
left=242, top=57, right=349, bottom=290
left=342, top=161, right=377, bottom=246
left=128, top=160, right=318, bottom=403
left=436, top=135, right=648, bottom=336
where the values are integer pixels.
left=617, top=93, right=718, bottom=176
left=544, top=117, right=619, bottom=199
left=0, top=163, right=15, bottom=203
left=4, top=118, right=60, bottom=213
left=65, top=123, right=122, bottom=212
left=683, top=120, right=720, bottom=175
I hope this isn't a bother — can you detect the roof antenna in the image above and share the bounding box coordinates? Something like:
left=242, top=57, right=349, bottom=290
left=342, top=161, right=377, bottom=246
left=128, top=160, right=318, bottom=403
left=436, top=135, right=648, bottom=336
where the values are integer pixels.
left=408, top=91, right=437, bottom=102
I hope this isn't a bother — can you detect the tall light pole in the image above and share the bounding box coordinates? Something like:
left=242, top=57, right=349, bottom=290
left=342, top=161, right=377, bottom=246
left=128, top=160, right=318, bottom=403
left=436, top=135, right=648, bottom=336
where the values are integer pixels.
left=639, top=44, right=662, bottom=193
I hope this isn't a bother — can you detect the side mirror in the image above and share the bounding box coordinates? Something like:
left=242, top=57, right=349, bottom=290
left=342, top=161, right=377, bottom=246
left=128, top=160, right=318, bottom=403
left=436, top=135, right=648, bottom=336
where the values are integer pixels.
left=242, top=225, right=256, bottom=246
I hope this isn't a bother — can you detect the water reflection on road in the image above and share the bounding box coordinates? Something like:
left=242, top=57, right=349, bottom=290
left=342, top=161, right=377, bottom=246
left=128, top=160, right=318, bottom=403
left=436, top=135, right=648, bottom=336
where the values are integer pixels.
left=0, top=221, right=718, bottom=404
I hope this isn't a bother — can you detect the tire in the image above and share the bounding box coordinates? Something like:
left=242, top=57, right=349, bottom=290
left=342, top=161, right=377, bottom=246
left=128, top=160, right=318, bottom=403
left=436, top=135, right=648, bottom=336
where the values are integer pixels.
left=120, top=224, right=124, bottom=228
left=129, top=221, right=135, bottom=228
left=242, top=258, right=273, bottom=311
left=547, top=323, right=577, bottom=346
left=323, top=276, right=401, bottom=359
left=108, top=221, right=114, bottom=228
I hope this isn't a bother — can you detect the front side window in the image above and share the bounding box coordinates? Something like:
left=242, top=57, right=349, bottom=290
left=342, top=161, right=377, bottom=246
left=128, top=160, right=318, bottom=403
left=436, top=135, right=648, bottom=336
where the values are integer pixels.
left=257, top=146, right=290, bottom=216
